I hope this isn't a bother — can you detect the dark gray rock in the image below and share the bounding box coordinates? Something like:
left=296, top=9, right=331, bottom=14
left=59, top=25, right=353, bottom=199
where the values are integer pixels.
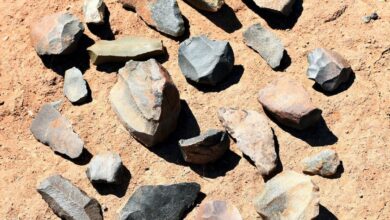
left=253, top=0, right=296, bottom=16
left=185, top=0, right=224, bottom=12
left=302, top=149, right=341, bottom=177
left=86, top=152, right=123, bottom=184
left=178, top=35, right=234, bottom=86
left=64, top=67, right=89, bottom=104
left=30, top=104, right=84, bottom=159
left=362, top=12, right=379, bottom=23
left=37, top=175, right=103, bottom=220
left=179, top=129, right=230, bottom=164
left=83, top=0, right=106, bottom=24
left=119, top=182, right=200, bottom=220
left=307, top=48, right=352, bottom=92
left=243, top=24, right=284, bottom=69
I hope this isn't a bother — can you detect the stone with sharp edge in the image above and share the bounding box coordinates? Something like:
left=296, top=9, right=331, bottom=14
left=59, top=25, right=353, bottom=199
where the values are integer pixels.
left=185, top=0, right=225, bottom=12
left=253, top=0, right=296, bottom=16
left=64, top=67, right=89, bottom=104
left=86, top=152, right=124, bottom=184
left=83, top=0, right=106, bottom=24
left=302, top=149, right=341, bottom=177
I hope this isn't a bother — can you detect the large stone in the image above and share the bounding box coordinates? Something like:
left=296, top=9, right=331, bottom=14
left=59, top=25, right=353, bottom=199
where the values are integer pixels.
left=218, top=108, right=277, bottom=176
left=37, top=175, right=102, bottom=220
left=253, top=0, right=296, bottom=16
left=185, top=0, right=225, bottom=12
left=243, top=24, right=284, bottom=69
left=30, top=103, right=84, bottom=159
left=86, top=152, right=124, bottom=184
left=30, top=12, right=84, bottom=55
left=110, top=59, right=181, bottom=147
left=83, top=0, right=106, bottom=24
left=307, top=48, right=352, bottom=92
left=119, top=0, right=185, bottom=37
left=179, top=129, right=230, bottom=164
left=119, top=182, right=200, bottom=220
left=64, top=67, right=89, bottom=104
left=87, top=37, right=164, bottom=65
left=196, top=200, right=242, bottom=220
left=302, top=149, right=341, bottom=177
left=178, top=35, right=234, bottom=86
left=258, top=77, right=322, bottom=130
left=254, top=171, right=320, bottom=220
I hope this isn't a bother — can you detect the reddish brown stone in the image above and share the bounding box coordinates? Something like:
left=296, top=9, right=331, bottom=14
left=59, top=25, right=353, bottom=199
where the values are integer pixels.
left=196, top=200, right=242, bottom=220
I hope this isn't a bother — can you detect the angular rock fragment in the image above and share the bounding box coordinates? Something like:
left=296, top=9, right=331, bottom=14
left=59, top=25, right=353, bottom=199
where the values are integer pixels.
left=119, top=182, right=200, bottom=220
left=258, top=77, right=322, bottom=130
left=37, top=175, right=103, bottom=220
left=302, top=149, right=341, bottom=177
left=179, top=129, right=230, bottom=164
left=185, top=0, right=224, bottom=12
left=179, top=35, right=234, bottom=85
left=307, top=48, right=352, bottom=92
left=83, top=0, right=106, bottom=24
left=30, top=104, right=84, bottom=159
left=110, top=59, right=181, bottom=147
left=218, top=108, right=276, bottom=176
left=254, top=171, right=320, bottom=220
left=253, top=0, right=296, bottom=16
left=196, top=200, right=242, bottom=220
left=119, top=0, right=185, bottom=37
left=64, top=67, right=89, bottom=104
left=86, top=152, right=124, bottom=184
left=30, top=12, right=84, bottom=55
left=243, top=24, right=284, bottom=69
left=87, top=37, right=164, bottom=65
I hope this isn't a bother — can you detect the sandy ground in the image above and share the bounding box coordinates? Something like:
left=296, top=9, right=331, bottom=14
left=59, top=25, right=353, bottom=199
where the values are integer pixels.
left=0, top=0, right=389, bottom=219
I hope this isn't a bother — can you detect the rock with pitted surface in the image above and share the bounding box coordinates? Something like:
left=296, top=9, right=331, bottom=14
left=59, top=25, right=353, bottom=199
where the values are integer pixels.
left=37, top=175, right=103, bottom=220
left=119, top=182, right=200, bottom=220
left=86, top=152, right=124, bottom=184
left=185, top=0, right=224, bottom=12
left=30, top=12, right=84, bottom=55
left=218, top=108, right=276, bottom=176
left=64, top=67, right=89, bottom=104
left=196, top=200, right=242, bottom=220
left=30, top=103, right=84, bottom=159
left=307, top=48, right=352, bottom=92
left=83, top=0, right=106, bottom=24
left=258, top=77, right=322, bottom=130
left=243, top=24, right=284, bottom=69
left=253, top=0, right=296, bottom=16
left=119, top=0, right=185, bottom=37
left=254, top=171, right=320, bottom=220
left=110, top=59, right=181, bottom=147
left=179, top=129, right=230, bottom=164
left=178, top=35, right=234, bottom=86
left=87, top=37, right=164, bottom=65
left=302, top=149, right=341, bottom=177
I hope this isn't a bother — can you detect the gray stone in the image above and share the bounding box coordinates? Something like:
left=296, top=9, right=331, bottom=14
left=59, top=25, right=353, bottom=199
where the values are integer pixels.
left=64, top=67, right=89, bottom=104
left=37, top=175, right=102, bottom=220
left=178, top=36, right=234, bottom=86
left=185, top=0, right=225, bottom=12
left=218, top=108, right=277, bottom=176
left=83, top=0, right=106, bottom=24
left=307, top=48, right=352, bottom=92
left=362, top=12, right=379, bottom=23
left=302, top=149, right=341, bottom=177
left=30, top=104, right=84, bottom=159
left=253, top=0, right=296, bottom=16
left=119, top=182, right=200, bottom=220
left=243, top=24, right=284, bottom=69
left=86, top=152, right=123, bottom=184
left=254, top=171, right=320, bottom=220
left=87, top=37, right=164, bottom=65
left=110, top=59, right=181, bottom=147
left=196, top=200, right=242, bottom=220
left=179, top=129, right=230, bottom=164
left=30, top=12, right=84, bottom=55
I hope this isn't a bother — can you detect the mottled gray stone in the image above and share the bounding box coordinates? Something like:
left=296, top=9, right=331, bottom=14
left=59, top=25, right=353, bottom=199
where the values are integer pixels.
left=302, top=149, right=341, bottom=177
left=83, top=0, right=106, bottom=24
left=86, top=152, right=123, bottom=184
left=178, top=36, right=234, bottom=85
left=37, top=175, right=102, bottom=220
left=185, top=0, right=224, bottom=12
left=253, top=0, right=296, bottom=16
left=119, top=183, right=200, bottom=220
left=196, top=200, right=242, bottom=220
left=243, top=24, right=284, bottom=69
left=64, top=67, right=88, bottom=104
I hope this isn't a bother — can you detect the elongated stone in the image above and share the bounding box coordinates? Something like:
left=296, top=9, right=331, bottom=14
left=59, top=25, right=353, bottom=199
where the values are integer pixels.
left=83, top=0, right=106, bottom=24
left=64, top=67, right=89, bottom=104
left=185, top=0, right=224, bottom=12
left=218, top=108, right=277, bottom=176
left=253, top=0, right=296, bottom=16
left=196, top=200, right=242, bottom=220
left=37, top=175, right=102, bottom=220
left=86, top=152, right=124, bottom=184
left=302, top=149, right=341, bottom=177
left=87, top=37, right=164, bottom=65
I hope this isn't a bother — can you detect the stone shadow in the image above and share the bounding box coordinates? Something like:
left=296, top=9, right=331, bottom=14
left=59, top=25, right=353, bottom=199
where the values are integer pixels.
left=91, top=166, right=132, bottom=198
left=317, top=204, right=338, bottom=220
left=56, top=148, right=93, bottom=165
left=312, top=71, right=356, bottom=96
left=274, top=50, right=292, bottom=72
left=182, top=192, right=206, bottom=219
left=87, top=6, right=115, bottom=40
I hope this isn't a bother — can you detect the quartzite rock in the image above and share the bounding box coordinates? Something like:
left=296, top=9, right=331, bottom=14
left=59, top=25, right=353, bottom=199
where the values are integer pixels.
left=119, top=0, right=185, bottom=37
left=86, top=152, right=124, bottom=184
left=243, top=24, right=284, bottom=69
left=37, top=175, right=103, bottom=220
left=185, top=0, right=224, bottom=12
left=218, top=108, right=277, bottom=176
left=179, top=129, right=230, bottom=164
left=254, top=171, right=320, bottom=220
left=30, top=12, right=84, bottom=55
left=302, top=149, right=341, bottom=177
left=253, top=0, right=296, bottom=16
left=307, top=48, right=352, bottom=92
left=178, top=35, right=234, bottom=85
left=110, top=59, right=181, bottom=147
left=64, top=67, right=89, bottom=104
left=83, top=0, right=106, bottom=24
left=196, top=200, right=243, bottom=220
left=30, top=104, right=84, bottom=159
left=87, top=37, right=164, bottom=65
left=119, top=183, right=200, bottom=220
left=258, top=77, right=322, bottom=130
